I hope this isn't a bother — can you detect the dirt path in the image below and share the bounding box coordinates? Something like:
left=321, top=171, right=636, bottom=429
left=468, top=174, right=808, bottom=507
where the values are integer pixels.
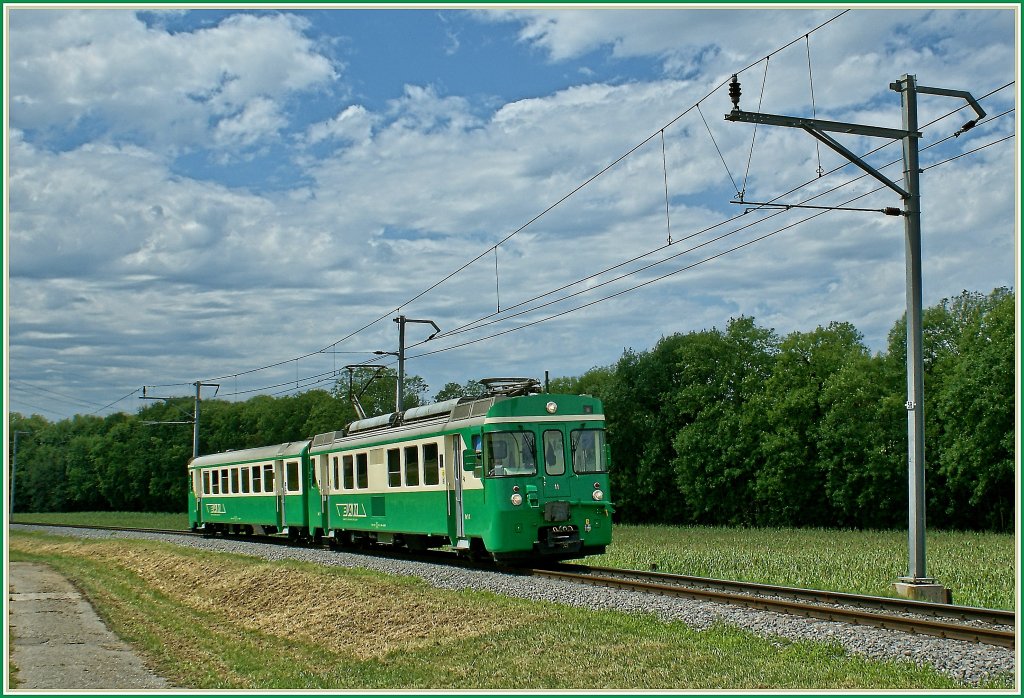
left=7, top=561, right=170, bottom=690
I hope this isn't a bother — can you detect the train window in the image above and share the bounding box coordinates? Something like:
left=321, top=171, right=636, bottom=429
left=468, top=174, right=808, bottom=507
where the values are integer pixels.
left=211, top=470, right=220, bottom=495
left=387, top=449, right=401, bottom=487
left=356, top=453, right=368, bottom=489
left=264, top=464, right=275, bottom=492
left=342, top=455, right=354, bottom=490
left=231, top=468, right=240, bottom=494
left=221, top=469, right=230, bottom=493
left=241, top=467, right=250, bottom=494
left=286, top=461, right=300, bottom=492
left=543, top=430, right=566, bottom=476
left=423, top=443, right=440, bottom=486
left=570, top=429, right=608, bottom=473
left=483, top=432, right=537, bottom=477
left=404, top=446, right=419, bottom=487
left=252, top=465, right=262, bottom=493
left=203, top=470, right=211, bottom=495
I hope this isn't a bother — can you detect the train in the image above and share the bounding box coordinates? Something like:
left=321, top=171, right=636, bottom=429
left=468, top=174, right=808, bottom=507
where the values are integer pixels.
left=187, top=378, right=613, bottom=562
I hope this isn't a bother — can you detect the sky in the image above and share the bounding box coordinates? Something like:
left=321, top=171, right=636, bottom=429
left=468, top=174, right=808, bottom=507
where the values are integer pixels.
left=4, top=4, right=1019, bottom=423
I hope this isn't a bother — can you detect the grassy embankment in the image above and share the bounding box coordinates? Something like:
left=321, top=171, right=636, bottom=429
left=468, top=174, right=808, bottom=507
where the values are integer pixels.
left=13, top=511, right=1015, bottom=609
left=10, top=528, right=1010, bottom=690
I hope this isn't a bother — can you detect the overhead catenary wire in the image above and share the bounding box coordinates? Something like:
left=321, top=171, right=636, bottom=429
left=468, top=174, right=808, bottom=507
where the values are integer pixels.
left=189, top=101, right=1017, bottom=402
left=697, top=102, right=741, bottom=198
left=416, top=101, right=1014, bottom=348
left=405, top=132, right=1013, bottom=364
left=739, top=56, right=770, bottom=200
left=9, top=397, right=70, bottom=419
left=90, top=388, right=143, bottom=416
left=9, top=379, right=106, bottom=410
left=661, top=129, right=672, bottom=245
left=805, top=34, right=825, bottom=177
left=88, top=11, right=1016, bottom=408
left=405, top=120, right=1015, bottom=355
left=408, top=184, right=899, bottom=360
left=183, top=9, right=854, bottom=390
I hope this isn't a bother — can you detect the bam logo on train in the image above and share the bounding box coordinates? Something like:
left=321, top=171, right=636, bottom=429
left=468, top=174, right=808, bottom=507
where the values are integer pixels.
left=337, top=502, right=367, bottom=518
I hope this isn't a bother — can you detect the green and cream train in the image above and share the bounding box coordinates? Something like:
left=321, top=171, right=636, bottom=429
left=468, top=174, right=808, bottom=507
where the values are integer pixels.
left=187, top=385, right=613, bottom=562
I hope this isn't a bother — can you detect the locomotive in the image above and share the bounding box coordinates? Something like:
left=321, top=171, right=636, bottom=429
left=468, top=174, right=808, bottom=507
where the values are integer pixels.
left=187, top=379, right=613, bottom=562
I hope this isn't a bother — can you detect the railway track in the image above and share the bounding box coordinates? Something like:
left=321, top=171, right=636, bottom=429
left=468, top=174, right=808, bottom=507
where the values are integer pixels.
left=533, top=564, right=1016, bottom=649
left=15, top=522, right=1015, bottom=649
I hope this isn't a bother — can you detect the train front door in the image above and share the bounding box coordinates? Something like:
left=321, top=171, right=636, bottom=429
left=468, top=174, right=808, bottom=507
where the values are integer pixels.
left=275, top=459, right=287, bottom=533
left=192, top=469, right=204, bottom=528
left=314, top=453, right=328, bottom=534
left=448, top=434, right=465, bottom=539
left=541, top=427, right=571, bottom=499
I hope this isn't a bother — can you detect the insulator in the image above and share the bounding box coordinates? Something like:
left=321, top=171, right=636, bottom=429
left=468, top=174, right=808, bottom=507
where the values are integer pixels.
left=729, top=75, right=741, bottom=110
left=955, top=119, right=978, bottom=138
left=882, top=207, right=903, bottom=216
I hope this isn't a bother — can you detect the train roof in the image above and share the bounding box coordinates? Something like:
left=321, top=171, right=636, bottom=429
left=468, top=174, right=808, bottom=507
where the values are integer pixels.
left=309, top=392, right=604, bottom=453
left=189, top=440, right=310, bottom=468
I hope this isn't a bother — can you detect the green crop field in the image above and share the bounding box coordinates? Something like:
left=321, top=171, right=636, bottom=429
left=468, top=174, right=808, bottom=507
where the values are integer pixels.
left=12, top=511, right=189, bottom=530
left=12, top=512, right=1014, bottom=609
left=581, top=524, right=1016, bottom=610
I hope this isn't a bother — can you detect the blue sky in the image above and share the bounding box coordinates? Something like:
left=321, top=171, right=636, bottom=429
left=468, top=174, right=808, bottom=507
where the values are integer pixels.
left=5, top=5, right=1019, bottom=421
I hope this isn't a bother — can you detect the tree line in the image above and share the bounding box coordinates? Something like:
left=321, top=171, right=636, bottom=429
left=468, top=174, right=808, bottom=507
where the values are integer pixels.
left=8, top=287, right=1014, bottom=531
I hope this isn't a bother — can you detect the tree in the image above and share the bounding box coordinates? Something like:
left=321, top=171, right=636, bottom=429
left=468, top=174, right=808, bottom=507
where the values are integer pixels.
left=434, top=379, right=486, bottom=402
left=887, top=288, right=1016, bottom=531
left=752, top=322, right=868, bottom=527
left=547, top=366, right=614, bottom=398
left=933, top=288, right=1015, bottom=530
left=8, top=288, right=1012, bottom=528
left=671, top=317, right=778, bottom=526
left=818, top=353, right=905, bottom=529
left=331, top=367, right=427, bottom=417
left=602, top=344, right=681, bottom=523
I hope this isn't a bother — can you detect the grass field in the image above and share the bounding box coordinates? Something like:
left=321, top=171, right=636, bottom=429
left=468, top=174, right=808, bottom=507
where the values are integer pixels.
left=9, top=529, right=1008, bottom=690
left=12, top=511, right=1015, bottom=609
left=12, top=511, right=188, bottom=530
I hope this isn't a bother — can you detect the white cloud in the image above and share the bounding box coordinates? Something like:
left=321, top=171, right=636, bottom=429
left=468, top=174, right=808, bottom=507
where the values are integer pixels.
left=484, top=8, right=835, bottom=66
left=6, top=7, right=1017, bottom=417
left=213, top=97, right=288, bottom=149
left=7, top=9, right=337, bottom=154
left=306, top=105, right=378, bottom=145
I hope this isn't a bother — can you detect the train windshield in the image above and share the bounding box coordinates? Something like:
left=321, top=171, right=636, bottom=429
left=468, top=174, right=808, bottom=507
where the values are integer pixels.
left=483, top=431, right=537, bottom=477
left=570, top=429, right=608, bottom=473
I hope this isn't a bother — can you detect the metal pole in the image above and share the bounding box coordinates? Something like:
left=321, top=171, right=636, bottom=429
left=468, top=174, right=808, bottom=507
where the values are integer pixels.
left=395, top=315, right=406, bottom=413
left=193, top=382, right=202, bottom=460
left=725, top=74, right=983, bottom=598
left=896, top=74, right=929, bottom=582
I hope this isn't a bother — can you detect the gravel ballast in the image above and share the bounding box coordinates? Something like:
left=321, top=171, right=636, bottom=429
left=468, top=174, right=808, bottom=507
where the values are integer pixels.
left=12, top=525, right=1016, bottom=687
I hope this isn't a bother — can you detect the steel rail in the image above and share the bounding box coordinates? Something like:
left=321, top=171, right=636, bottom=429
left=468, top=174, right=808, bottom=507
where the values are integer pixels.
left=572, top=565, right=1016, bottom=627
left=531, top=567, right=1015, bottom=649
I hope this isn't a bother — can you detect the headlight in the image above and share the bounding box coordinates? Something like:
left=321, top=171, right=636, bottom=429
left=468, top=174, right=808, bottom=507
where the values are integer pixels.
left=546, top=401, right=558, bottom=414
left=592, top=489, right=604, bottom=501
left=511, top=493, right=524, bottom=506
